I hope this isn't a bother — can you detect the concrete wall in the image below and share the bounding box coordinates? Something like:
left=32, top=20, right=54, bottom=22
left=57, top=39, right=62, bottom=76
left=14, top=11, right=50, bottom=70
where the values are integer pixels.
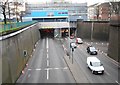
left=108, top=26, right=120, bottom=62
left=77, top=21, right=109, bottom=41
left=0, top=23, right=40, bottom=83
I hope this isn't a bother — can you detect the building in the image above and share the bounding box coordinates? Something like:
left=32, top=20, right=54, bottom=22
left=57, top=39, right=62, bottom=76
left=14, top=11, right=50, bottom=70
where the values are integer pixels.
left=88, top=2, right=119, bottom=21
left=25, top=1, right=88, bottom=21
left=88, top=3, right=99, bottom=20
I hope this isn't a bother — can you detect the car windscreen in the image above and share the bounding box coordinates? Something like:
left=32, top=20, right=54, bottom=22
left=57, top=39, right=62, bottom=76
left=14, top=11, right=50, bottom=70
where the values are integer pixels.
left=90, top=47, right=96, bottom=51
left=92, top=62, right=101, bottom=67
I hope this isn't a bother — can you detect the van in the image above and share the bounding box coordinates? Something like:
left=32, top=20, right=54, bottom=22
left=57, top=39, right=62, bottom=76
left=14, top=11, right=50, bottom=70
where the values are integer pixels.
left=87, top=57, right=104, bottom=74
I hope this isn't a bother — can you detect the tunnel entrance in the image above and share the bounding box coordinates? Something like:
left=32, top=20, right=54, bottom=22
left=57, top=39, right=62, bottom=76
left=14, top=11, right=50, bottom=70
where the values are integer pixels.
left=39, top=29, right=54, bottom=38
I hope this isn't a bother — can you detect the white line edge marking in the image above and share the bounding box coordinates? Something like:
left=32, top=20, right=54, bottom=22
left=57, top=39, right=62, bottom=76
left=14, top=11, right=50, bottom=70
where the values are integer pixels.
left=47, top=69, right=49, bottom=80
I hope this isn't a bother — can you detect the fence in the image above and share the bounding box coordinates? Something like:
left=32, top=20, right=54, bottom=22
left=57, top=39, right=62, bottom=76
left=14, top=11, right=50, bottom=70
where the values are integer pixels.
left=0, top=21, right=38, bottom=33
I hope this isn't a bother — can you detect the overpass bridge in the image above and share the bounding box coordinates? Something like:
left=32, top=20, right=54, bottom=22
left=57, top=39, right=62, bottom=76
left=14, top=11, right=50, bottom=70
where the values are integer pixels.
left=39, top=22, right=70, bottom=38
left=23, top=10, right=77, bottom=38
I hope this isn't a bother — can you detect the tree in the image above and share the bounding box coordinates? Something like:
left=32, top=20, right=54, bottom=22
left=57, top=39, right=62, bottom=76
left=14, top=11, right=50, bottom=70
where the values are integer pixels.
left=0, top=0, right=9, bottom=24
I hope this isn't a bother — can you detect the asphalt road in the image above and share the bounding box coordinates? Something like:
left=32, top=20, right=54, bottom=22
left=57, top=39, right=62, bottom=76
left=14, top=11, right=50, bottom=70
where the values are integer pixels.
left=63, top=37, right=119, bottom=84
left=16, top=38, right=76, bottom=83
left=16, top=37, right=119, bottom=84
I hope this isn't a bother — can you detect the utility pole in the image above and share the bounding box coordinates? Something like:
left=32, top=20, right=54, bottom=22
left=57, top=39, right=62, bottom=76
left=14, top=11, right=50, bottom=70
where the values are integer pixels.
left=91, top=21, right=94, bottom=41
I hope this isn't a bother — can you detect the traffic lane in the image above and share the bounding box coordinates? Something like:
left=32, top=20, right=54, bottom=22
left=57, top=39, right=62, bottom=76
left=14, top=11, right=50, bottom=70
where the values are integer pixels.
left=83, top=40, right=108, bottom=53
left=17, top=38, right=48, bottom=83
left=78, top=43, right=119, bottom=81
left=62, top=38, right=115, bottom=83
left=63, top=38, right=119, bottom=83
left=47, top=38, right=76, bottom=83
left=73, top=47, right=116, bottom=83
left=76, top=44, right=119, bottom=83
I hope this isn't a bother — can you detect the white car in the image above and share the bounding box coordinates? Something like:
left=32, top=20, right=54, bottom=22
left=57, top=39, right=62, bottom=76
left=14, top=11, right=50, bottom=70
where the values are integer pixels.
left=87, top=57, right=104, bottom=74
left=76, top=38, right=83, bottom=44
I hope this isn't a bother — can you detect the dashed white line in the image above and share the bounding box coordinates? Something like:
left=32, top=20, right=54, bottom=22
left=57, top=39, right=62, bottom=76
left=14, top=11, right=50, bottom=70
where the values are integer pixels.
left=63, top=67, right=68, bottom=70
left=54, top=68, right=59, bottom=70
left=116, top=81, right=120, bottom=85
left=46, top=38, right=49, bottom=49
left=47, top=69, right=49, bottom=80
left=36, top=68, right=41, bottom=71
left=33, top=49, right=35, bottom=52
left=28, top=69, right=32, bottom=71
left=47, top=60, right=49, bottom=67
left=47, top=54, right=49, bottom=59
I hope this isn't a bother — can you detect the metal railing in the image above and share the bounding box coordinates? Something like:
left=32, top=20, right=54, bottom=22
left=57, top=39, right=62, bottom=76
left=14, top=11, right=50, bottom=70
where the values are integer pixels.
left=0, top=21, right=37, bottom=33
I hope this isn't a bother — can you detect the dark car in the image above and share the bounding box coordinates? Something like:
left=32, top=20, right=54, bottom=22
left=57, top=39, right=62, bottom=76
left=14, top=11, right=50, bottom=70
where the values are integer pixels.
left=87, top=46, right=98, bottom=55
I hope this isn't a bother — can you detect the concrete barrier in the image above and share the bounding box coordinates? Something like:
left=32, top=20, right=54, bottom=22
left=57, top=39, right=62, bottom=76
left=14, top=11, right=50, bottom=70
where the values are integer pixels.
left=0, top=23, right=40, bottom=83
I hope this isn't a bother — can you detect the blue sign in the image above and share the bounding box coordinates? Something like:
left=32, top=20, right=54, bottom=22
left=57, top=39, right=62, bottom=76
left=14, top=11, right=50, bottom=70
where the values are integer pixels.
left=26, top=10, right=68, bottom=17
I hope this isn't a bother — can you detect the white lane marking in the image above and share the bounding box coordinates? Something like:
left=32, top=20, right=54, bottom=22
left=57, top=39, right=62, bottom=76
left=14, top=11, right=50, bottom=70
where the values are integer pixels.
left=54, top=68, right=59, bottom=70
left=28, top=74, right=31, bottom=78
left=46, top=38, right=48, bottom=49
left=36, top=68, right=41, bottom=71
left=47, top=54, right=49, bottom=59
left=63, top=67, right=68, bottom=70
left=105, top=71, right=110, bottom=76
left=28, top=69, right=32, bottom=71
left=47, top=60, right=49, bottom=67
left=116, top=81, right=120, bottom=85
left=47, top=69, right=49, bottom=80
left=33, top=49, right=35, bottom=52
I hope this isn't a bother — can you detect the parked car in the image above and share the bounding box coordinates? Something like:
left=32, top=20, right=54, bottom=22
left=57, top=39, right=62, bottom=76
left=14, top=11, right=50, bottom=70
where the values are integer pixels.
left=87, top=57, right=104, bottom=74
left=87, top=46, right=98, bottom=55
left=76, top=38, right=83, bottom=44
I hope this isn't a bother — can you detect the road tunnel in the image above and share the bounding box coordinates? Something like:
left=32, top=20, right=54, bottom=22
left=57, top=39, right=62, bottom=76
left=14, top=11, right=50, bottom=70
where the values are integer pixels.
left=39, top=29, right=54, bottom=38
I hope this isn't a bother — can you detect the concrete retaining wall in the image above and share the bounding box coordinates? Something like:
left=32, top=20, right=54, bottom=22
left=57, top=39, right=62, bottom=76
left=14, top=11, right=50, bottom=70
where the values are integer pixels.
left=77, top=21, right=109, bottom=41
left=0, top=23, right=40, bottom=83
left=108, top=26, right=120, bottom=62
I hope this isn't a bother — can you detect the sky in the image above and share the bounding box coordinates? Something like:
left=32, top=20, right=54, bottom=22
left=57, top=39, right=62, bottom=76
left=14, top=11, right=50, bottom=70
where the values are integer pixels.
left=25, top=0, right=108, bottom=6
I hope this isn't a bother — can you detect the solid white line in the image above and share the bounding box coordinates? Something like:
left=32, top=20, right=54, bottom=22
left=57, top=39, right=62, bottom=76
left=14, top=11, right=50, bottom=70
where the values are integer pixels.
left=47, top=69, right=49, bottom=80
left=47, top=60, right=49, bottom=67
left=46, top=38, right=48, bottom=49
left=47, top=54, right=49, bottom=58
